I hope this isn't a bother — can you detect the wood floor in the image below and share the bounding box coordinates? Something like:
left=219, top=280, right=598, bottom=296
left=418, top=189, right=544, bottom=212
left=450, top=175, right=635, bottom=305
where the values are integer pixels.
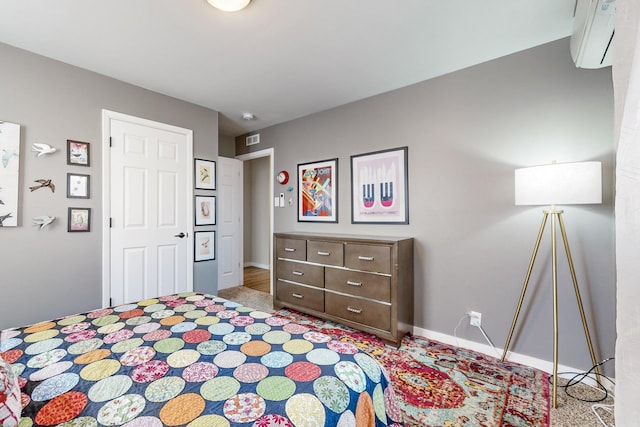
left=243, top=266, right=270, bottom=293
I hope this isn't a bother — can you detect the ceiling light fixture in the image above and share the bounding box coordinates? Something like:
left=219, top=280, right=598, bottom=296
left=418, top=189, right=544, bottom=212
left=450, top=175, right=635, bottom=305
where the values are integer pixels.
left=206, top=0, right=251, bottom=12
left=242, top=113, right=255, bottom=120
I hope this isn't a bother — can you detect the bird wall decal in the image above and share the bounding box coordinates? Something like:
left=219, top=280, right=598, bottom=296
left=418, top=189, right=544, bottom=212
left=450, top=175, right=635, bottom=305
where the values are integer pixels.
left=31, top=143, right=57, bottom=157
left=29, top=179, right=55, bottom=193
left=32, top=215, right=56, bottom=230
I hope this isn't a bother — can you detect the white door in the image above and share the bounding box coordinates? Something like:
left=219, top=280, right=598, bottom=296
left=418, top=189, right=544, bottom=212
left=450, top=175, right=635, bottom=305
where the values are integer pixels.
left=217, top=156, right=242, bottom=290
left=104, top=111, right=193, bottom=306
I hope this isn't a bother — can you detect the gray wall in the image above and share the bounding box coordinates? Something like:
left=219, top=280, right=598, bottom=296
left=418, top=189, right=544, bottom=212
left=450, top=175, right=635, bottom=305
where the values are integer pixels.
left=0, top=42, right=219, bottom=329
left=219, top=134, right=235, bottom=157
left=243, top=156, right=271, bottom=268
left=237, top=38, right=616, bottom=375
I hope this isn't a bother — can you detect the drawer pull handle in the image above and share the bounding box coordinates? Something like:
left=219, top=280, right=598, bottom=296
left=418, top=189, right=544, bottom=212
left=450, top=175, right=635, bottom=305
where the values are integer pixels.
left=346, top=280, right=363, bottom=287
left=284, top=248, right=296, bottom=252
left=347, top=306, right=362, bottom=314
left=358, top=256, right=374, bottom=261
left=292, top=271, right=304, bottom=276
left=292, top=293, right=304, bottom=299
left=317, top=251, right=330, bottom=256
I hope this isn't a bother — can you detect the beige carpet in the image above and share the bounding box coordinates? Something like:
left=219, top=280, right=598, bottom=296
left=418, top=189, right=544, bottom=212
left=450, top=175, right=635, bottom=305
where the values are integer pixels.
left=217, top=285, right=274, bottom=313
left=217, top=286, right=615, bottom=427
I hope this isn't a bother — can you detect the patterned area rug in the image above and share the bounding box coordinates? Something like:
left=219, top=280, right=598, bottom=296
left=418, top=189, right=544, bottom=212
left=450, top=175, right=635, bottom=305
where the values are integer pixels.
left=274, top=309, right=550, bottom=427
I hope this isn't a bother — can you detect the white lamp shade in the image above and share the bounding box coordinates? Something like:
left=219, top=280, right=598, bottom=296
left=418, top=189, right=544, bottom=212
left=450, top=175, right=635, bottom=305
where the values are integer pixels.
left=515, top=161, right=602, bottom=206
left=206, top=0, right=251, bottom=12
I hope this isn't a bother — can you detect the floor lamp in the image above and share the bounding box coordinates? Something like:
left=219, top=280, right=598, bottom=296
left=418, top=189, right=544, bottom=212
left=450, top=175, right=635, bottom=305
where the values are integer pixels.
left=501, top=161, right=602, bottom=409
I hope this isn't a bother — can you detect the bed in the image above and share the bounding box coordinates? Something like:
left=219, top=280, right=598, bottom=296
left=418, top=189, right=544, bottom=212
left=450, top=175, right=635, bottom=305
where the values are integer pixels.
left=0, top=292, right=404, bottom=426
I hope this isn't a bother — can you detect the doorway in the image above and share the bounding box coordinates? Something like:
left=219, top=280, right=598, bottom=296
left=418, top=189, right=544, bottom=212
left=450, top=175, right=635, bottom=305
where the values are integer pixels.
left=237, top=148, right=274, bottom=295
left=101, top=110, right=194, bottom=307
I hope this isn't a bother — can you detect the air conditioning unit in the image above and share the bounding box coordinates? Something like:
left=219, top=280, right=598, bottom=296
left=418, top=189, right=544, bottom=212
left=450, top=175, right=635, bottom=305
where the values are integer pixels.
left=570, top=0, right=616, bottom=69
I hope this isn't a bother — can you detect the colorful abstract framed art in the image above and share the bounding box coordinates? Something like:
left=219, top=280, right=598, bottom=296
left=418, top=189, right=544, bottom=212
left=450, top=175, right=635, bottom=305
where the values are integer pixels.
left=297, top=158, right=338, bottom=223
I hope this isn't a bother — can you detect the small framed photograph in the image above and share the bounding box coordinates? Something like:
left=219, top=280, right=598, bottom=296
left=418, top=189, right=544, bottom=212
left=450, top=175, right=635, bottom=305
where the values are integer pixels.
left=194, top=231, right=215, bottom=262
left=67, top=173, right=90, bottom=199
left=67, top=140, right=90, bottom=166
left=68, top=207, right=91, bottom=232
left=195, top=158, right=216, bottom=190
left=195, top=195, right=216, bottom=225
left=351, top=146, right=409, bottom=224
left=297, top=158, right=338, bottom=223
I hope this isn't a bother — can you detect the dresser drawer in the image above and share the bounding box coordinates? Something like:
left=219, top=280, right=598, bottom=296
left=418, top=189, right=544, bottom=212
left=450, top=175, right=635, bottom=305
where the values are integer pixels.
left=325, top=268, right=390, bottom=302
left=276, top=260, right=324, bottom=287
left=276, top=281, right=324, bottom=312
left=325, top=293, right=390, bottom=332
left=276, top=238, right=306, bottom=261
left=345, top=244, right=391, bottom=274
left=307, top=240, right=344, bottom=266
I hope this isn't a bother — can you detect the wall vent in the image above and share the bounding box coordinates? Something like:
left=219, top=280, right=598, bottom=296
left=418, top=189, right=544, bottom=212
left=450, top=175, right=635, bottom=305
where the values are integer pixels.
left=246, top=134, right=260, bottom=146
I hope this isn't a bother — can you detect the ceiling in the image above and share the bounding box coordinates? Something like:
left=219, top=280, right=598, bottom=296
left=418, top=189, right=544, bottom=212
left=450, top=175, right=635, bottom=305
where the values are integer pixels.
left=0, top=0, right=577, bottom=137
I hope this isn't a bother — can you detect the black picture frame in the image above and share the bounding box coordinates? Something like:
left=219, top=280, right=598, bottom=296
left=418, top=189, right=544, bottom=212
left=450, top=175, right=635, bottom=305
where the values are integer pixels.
left=350, top=146, right=409, bottom=224
left=195, top=158, right=216, bottom=190
left=68, top=207, right=91, bottom=232
left=67, top=140, right=90, bottom=167
left=67, top=173, right=90, bottom=199
left=195, top=195, right=216, bottom=226
left=194, top=230, right=215, bottom=261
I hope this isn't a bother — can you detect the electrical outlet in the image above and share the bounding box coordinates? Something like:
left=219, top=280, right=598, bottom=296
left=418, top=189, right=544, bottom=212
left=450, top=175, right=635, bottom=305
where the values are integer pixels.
left=469, top=311, right=482, bottom=327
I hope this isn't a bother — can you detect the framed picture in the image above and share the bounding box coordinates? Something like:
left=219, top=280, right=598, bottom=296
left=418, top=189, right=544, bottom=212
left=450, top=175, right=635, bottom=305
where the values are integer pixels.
left=297, top=158, right=338, bottom=222
left=195, top=195, right=216, bottom=225
left=194, top=231, right=215, bottom=261
left=351, top=146, right=409, bottom=224
left=68, top=207, right=91, bottom=232
left=67, top=140, right=90, bottom=166
left=67, top=173, right=90, bottom=199
left=195, top=158, right=216, bottom=190
left=0, top=121, right=21, bottom=227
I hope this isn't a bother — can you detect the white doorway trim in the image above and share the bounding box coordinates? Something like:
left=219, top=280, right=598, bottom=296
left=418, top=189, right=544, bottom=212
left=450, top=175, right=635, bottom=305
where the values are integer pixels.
left=236, top=148, right=274, bottom=294
left=101, top=109, right=194, bottom=308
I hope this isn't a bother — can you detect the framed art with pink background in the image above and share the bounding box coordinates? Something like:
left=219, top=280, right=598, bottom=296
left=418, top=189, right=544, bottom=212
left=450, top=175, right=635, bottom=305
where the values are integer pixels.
left=351, top=146, right=408, bottom=224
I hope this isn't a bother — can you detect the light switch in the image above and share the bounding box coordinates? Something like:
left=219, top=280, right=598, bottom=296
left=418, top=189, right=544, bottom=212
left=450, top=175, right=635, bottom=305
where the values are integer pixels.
left=274, top=196, right=279, bottom=207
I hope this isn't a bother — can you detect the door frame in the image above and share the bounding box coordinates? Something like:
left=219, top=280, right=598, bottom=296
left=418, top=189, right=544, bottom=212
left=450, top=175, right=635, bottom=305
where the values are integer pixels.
left=101, top=109, right=194, bottom=307
left=236, top=148, right=274, bottom=294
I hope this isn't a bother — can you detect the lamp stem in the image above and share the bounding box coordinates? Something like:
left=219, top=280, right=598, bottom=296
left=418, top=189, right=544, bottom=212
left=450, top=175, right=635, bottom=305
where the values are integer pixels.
left=501, top=212, right=549, bottom=362
left=557, top=213, right=602, bottom=385
left=551, top=211, right=559, bottom=409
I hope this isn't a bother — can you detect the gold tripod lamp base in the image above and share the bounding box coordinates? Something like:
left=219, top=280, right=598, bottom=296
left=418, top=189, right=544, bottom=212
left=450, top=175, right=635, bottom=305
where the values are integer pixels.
left=500, top=209, right=600, bottom=409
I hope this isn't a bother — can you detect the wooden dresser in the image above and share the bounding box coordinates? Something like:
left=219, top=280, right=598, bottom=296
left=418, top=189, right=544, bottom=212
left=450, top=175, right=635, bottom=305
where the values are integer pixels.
left=273, top=232, right=413, bottom=346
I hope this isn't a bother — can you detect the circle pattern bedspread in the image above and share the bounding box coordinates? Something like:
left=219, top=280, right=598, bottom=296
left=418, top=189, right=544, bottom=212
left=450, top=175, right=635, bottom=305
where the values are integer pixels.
left=1, top=292, right=404, bottom=426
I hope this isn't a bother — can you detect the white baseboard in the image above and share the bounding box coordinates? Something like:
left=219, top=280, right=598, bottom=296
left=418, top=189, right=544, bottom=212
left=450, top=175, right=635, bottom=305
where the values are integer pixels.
left=412, top=326, right=615, bottom=394
left=243, top=262, right=269, bottom=270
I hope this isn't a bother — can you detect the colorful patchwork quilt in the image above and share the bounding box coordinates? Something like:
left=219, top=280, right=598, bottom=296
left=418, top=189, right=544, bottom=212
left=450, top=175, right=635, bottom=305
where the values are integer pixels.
left=0, top=292, right=404, bottom=426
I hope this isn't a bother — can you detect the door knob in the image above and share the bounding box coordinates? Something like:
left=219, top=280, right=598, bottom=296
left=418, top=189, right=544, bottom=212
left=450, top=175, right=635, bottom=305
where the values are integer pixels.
left=174, top=232, right=187, bottom=238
